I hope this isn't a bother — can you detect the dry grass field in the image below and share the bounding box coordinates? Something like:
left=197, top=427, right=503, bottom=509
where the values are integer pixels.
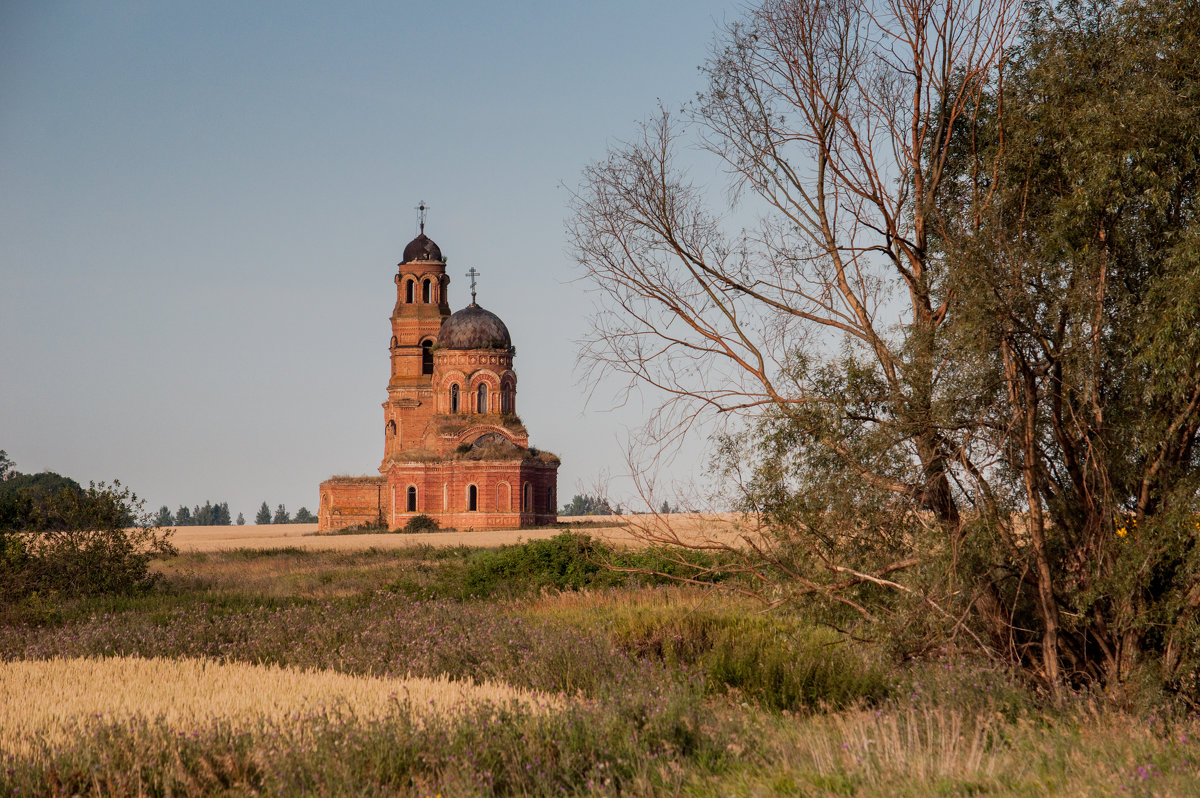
left=165, top=513, right=753, bottom=552
left=1, top=656, right=560, bottom=758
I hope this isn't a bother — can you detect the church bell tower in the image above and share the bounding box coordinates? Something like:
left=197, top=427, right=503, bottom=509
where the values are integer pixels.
left=382, top=202, right=450, bottom=466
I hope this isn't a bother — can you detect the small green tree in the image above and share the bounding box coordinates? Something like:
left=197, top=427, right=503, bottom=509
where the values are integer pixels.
left=235, top=512, right=245, bottom=525
left=1, top=479, right=176, bottom=603
left=293, top=506, right=316, bottom=523
left=272, top=504, right=290, bottom=524
left=153, top=506, right=174, bottom=526
left=255, top=502, right=271, bottom=525
left=175, top=505, right=192, bottom=526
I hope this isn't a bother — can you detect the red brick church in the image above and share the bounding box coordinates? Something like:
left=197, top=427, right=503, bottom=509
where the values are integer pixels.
left=317, top=214, right=560, bottom=531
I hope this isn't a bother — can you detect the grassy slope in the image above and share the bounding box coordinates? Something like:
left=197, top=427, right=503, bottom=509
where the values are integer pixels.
left=2, top=538, right=1197, bottom=796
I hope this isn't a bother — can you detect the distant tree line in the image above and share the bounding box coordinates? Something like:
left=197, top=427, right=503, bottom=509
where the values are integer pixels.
left=560, top=494, right=623, bottom=516
left=154, top=501, right=234, bottom=527
left=255, top=502, right=316, bottom=525
left=151, top=500, right=318, bottom=526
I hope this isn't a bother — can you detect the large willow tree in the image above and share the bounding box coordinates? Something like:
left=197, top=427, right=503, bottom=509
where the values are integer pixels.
left=569, top=0, right=1200, bottom=699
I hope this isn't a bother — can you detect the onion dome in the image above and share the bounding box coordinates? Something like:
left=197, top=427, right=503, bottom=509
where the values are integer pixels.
left=402, top=233, right=443, bottom=264
left=436, top=304, right=512, bottom=350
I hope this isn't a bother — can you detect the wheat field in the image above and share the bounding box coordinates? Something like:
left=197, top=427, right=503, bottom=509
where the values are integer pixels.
left=0, top=656, right=561, bottom=758
left=164, top=513, right=753, bottom=552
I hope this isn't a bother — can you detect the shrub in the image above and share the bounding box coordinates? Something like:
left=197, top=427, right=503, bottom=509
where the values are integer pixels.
left=0, top=481, right=176, bottom=604
left=401, top=514, right=439, bottom=534
left=457, top=533, right=733, bottom=600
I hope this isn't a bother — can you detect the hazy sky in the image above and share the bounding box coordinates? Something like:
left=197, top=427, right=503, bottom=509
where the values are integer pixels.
left=1, top=1, right=740, bottom=519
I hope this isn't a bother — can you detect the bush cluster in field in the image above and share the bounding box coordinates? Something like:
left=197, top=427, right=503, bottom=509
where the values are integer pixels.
left=466, top=533, right=727, bottom=594
left=387, top=532, right=734, bottom=600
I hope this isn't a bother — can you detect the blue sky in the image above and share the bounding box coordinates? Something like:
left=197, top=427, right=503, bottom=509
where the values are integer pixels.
left=1, top=1, right=739, bottom=519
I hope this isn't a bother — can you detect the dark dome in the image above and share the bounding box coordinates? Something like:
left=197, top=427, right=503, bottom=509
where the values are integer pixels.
left=402, top=233, right=443, bottom=264
left=437, top=304, right=512, bottom=350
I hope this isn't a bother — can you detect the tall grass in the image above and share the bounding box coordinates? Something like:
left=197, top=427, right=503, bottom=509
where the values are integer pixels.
left=2, top=689, right=743, bottom=797
left=530, top=588, right=890, bottom=710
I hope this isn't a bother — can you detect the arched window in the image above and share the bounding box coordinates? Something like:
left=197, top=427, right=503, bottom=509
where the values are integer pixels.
left=450, top=384, right=459, bottom=413
left=468, top=484, right=478, bottom=512
left=390, top=335, right=398, bottom=349
left=405, top=279, right=414, bottom=303
left=477, top=383, right=487, bottom=413
left=387, top=419, right=396, bottom=436
left=406, top=486, right=417, bottom=512
left=497, top=482, right=510, bottom=511
left=523, top=482, right=532, bottom=512
left=422, top=278, right=432, bottom=303
left=421, top=340, right=433, bottom=375
left=501, top=386, right=513, bottom=414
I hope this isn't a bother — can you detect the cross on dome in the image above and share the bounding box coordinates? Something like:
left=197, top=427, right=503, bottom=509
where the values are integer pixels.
left=466, top=267, right=480, bottom=305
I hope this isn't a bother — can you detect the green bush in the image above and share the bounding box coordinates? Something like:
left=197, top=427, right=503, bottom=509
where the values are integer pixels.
left=401, top=514, right=439, bottom=534
left=462, top=533, right=604, bottom=596
left=455, top=532, right=734, bottom=600
left=0, top=480, right=176, bottom=605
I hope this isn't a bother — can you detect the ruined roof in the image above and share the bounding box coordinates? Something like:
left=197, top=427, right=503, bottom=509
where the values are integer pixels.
left=401, top=233, right=443, bottom=264
left=436, top=304, right=512, bottom=350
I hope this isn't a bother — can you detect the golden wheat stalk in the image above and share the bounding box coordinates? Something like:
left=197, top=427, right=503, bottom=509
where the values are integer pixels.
left=1, top=656, right=561, bottom=758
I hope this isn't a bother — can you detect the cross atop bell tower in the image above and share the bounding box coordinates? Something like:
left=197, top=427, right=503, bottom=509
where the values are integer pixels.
left=415, top=200, right=429, bottom=234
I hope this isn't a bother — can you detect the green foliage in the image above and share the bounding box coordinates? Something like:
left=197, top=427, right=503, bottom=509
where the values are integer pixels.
left=153, top=505, right=173, bottom=526
left=925, top=0, right=1200, bottom=691
left=292, top=506, right=316, bottom=524
left=272, top=504, right=290, bottom=524
left=255, top=502, right=271, bottom=525
left=454, top=533, right=730, bottom=600
left=0, top=468, right=85, bottom=531
left=0, top=479, right=176, bottom=605
left=401, top=513, right=439, bottom=533
left=700, top=0, right=1200, bottom=699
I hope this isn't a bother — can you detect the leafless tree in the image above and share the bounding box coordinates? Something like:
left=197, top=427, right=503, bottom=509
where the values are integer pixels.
left=572, top=0, right=1018, bottom=514
left=570, top=0, right=1020, bottom=636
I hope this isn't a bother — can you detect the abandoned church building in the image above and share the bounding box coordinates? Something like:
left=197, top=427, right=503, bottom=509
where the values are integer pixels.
left=317, top=215, right=560, bottom=531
